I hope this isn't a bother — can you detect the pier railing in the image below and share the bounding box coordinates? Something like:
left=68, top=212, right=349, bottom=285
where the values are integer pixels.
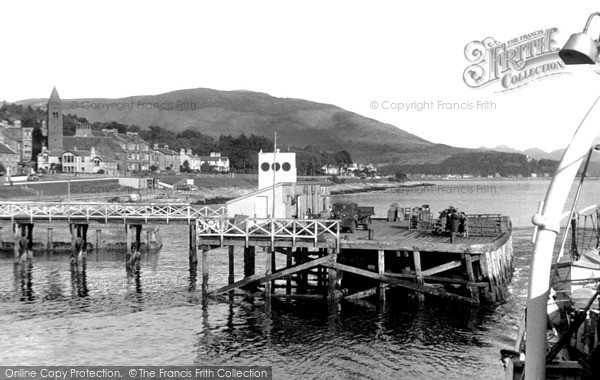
left=0, top=202, right=227, bottom=223
left=197, top=217, right=340, bottom=248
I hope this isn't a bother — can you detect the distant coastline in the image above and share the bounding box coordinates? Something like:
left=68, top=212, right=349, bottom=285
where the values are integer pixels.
left=329, top=181, right=434, bottom=195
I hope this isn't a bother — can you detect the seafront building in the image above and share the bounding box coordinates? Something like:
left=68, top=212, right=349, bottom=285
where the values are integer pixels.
left=0, top=141, right=19, bottom=175
left=227, top=150, right=330, bottom=218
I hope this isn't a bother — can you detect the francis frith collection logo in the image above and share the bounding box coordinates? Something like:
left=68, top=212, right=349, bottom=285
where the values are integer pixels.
left=463, top=28, right=567, bottom=92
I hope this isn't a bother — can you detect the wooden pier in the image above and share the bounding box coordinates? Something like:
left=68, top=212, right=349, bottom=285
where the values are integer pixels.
left=0, top=202, right=514, bottom=305
left=196, top=215, right=514, bottom=304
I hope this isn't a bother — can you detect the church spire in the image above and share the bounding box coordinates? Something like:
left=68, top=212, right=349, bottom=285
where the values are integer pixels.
left=47, top=87, right=63, bottom=151
left=49, top=86, right=60, bottom=101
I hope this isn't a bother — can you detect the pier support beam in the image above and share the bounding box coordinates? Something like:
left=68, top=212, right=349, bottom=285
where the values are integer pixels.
left=242, top=246, right=256, bottom=291
left=68, top=224, right=88, bottom=264
left=378, top=250, right=386, bottom=303
left=294, top=248, right=309, bottom=294
left=189, top=224, right=198, bottom=269
left=189, top=224, right=198, bottom=290
left=201, top=245, right=210, bottom=295
left=14, top=223, right=34, bottom=263
left=95, top=229, right=101, bottom=255
left=13, top=224, right=19, bottom=263
left=463, top=253, right=479, bottom=303
left=47, top=228, right=53, bottom=255
left=286, top=247, right=293, bottom=295
left=265, top=246, right=273, bottom=298
left=228, top=246, right=235, bottom=286
left=126, top=224, right=132, bottom=269
left=126, top=224, right=142, bottom=272
left=413, top=250, right=425, bottom=302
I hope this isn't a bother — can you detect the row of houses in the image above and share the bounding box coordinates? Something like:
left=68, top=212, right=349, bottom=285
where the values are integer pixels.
left=0, top=119, right=33, bottom=175
left=320, top=163, right=377, bottom=176
left=36, top=125, right=230, bottom=175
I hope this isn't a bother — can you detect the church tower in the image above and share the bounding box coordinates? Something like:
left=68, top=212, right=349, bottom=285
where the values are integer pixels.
left=47, top=86, right=63, bottom=150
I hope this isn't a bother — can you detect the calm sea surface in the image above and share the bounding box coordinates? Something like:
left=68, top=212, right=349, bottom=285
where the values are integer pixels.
left=2, top=179, right=600, bottom=379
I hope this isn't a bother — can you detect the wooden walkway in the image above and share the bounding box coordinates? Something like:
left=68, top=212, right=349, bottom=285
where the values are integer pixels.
left=0, top=202, right=227, bottom=224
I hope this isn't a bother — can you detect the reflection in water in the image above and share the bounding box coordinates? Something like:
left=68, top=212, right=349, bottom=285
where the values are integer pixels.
left=14, top=262, right=34, bottom=302
left=44, top=268, right=64, bottom=301
left=0, top=224, right=536, bottom=379
left=70, top=258, right=88, bottom=298
left=189, top=288, right=500, bottom=379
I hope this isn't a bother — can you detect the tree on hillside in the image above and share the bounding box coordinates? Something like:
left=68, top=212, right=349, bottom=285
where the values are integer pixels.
left=32, top=126, right=45, bottom=158
left=140, top=126, right=178, bottom=149
left=200, top=162, right=211, bottom=173
left=177, top=129, right=215, bottom=155
left=334, top=150, right=353, bottom=173
left=182, top=160, right=191, bottom=173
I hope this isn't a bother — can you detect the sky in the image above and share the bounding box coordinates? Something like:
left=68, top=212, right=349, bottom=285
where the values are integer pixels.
left=3, top=0, right=600, bottom=152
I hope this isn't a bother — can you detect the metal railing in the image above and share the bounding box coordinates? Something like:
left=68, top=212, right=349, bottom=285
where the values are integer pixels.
left=0, top=202, right=227, bottom=224
left=197, top=217, right=340, bottom=248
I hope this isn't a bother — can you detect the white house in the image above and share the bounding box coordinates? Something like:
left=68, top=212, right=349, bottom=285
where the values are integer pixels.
left=180, top=148, right=201, bottom=171
left=61, top=150, right=93, bottom=173
left=199, top=152, right=230, bottom=172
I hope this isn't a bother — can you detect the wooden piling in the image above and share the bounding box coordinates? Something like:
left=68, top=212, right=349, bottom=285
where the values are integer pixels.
left=13, top=224, right=19, bottom=263
left=378, top=249, right=386, bottom=303
left=463, top=253, right=479, bottom=303
left=265, top=245, right=273, bottom=297
left=47, top=228, right=53, bottom=254
left=133, top=225, right=142, bottom=253
left=95, top=229, right=101, bottom=255
left=271, top=249, right=276, bottom=291
left=189, top=224, right=198, bottom=269
left=244, top=246, right=255, bottom=278
left=413, top=250, right=425, bottom=301
left=125, top=225, right=132, bottom=270
left=327, top=249, right=338, bottom=300
left=201, top=245, right=209, bottom=295
left=228, top=245, right=235, bottom=286
left=242, top=246, right=256, bottom=291
left=70, top=224, right=76, bottom=258
left=77, top=225, right=88, bottom=264
left=286, top=247, right=293, bottom=295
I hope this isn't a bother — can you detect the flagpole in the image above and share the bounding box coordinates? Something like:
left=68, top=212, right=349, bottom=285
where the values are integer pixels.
left=272, top=131, right=277, bottom=219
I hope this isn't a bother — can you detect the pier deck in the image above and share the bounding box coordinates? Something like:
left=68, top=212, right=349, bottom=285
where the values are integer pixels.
left=339, top=220, right=511, bottom=253
left=197, top=218, right=511, bottom=254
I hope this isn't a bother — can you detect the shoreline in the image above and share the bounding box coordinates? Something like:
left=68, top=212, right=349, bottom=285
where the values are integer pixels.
left=329, top=181, right=434, bottom=195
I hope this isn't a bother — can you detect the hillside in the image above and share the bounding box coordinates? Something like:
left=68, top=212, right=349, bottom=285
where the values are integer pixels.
left=383, top=151, right=559, bottom=177
left=14, top=88, right=477, bottom=165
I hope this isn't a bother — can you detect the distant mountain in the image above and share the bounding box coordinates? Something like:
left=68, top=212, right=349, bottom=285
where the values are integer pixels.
left=547, top=149, right=566, bottom=161
left=489, top=145, right=523, bottom=154
left=522, top=148, right=549, bottom=160
left=482, top=145, right=566, bottom=161
left=16, top=88, right=450, bottom=165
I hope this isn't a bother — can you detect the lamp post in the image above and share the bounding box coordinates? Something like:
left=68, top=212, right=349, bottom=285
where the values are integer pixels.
left=559, top=12, right=600, bottom=65
left=525, top=12, right=600, bottom=380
